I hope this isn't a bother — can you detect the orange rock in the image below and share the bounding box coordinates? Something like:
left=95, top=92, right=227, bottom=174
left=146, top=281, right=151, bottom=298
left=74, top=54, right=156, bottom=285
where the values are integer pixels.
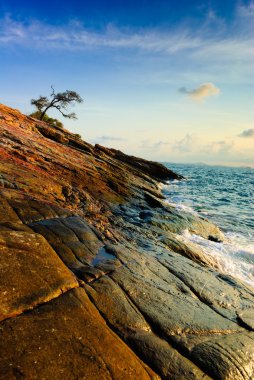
left=0, top=231, right=78, bottom=321
left=0, top=288, right=158, bottom=379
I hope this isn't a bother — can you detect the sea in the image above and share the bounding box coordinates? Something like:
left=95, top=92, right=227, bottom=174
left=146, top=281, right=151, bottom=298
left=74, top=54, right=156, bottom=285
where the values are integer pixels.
left=162, top=163, right=254, bottom=289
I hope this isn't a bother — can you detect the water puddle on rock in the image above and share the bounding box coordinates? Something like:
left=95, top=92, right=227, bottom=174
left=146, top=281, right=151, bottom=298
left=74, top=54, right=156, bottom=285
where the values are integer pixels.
left=91, top=247, right=116, bottom=267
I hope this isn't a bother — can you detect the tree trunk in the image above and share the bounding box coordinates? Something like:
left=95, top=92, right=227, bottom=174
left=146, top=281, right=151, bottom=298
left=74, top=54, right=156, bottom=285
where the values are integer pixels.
left=39, top=105, right=51, bottom=120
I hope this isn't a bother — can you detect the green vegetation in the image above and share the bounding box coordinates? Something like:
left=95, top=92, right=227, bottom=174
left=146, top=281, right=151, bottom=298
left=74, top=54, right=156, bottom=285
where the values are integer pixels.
left=29, top=111, right=64, bottom=128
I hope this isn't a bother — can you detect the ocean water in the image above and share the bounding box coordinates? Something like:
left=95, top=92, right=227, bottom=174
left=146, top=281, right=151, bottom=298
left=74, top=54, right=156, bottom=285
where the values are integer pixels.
left=162, top=163, right=254, bottom=288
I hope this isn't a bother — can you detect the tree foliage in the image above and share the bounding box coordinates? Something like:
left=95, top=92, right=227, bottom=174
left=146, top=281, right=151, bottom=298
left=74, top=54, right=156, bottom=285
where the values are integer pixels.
left=30, top=86, right=83, bottom=122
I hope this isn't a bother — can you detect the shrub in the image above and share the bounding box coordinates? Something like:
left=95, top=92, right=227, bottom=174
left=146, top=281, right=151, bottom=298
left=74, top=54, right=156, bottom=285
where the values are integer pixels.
left=29, top=111, right=63, bottom=128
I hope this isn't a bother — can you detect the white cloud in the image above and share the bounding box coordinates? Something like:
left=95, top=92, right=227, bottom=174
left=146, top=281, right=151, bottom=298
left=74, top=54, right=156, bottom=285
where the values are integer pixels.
left=200, top=140, right=234, bottom=155
left=179, top=82, right=220, bottom=101
left=0, top=11, right=253, bottom=62
left=0, top=16, right=202, bottom=53
left=238, top=128, right=254, bottom=138
left=172, top=134, right=196, bottom=152
left=140, top=139, right=170, bottom=152
left=0, top=8, right=252, bottom=87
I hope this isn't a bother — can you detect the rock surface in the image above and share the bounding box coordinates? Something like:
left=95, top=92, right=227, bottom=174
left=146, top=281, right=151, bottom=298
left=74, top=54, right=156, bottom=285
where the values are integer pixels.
left=0, top=103, right=254, bottom=379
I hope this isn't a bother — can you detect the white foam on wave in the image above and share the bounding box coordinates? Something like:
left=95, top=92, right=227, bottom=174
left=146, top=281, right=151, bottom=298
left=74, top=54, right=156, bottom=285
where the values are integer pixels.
left=181, top=229, right=254, bottom=288
left=159, top=179, right=184, bottom=189
left=164, top=199, right=197, bottom=215
left=160, top=179, right=254, bottom=288
left=158, top=181, right=171, bottom=191
left=161, top=181, right=199, bottom=215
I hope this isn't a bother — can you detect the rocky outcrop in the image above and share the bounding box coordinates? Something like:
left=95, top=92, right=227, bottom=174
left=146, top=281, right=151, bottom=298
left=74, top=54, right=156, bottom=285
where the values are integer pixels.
left=94, top=144, right=184, bottom=182
left=0, top=103, right=254, bottom=379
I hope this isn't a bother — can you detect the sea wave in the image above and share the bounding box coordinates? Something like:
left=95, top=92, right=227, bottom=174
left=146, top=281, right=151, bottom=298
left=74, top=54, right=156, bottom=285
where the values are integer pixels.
left=181, top=229, right=254, bottom=288
left=160, top=165, right=254, bottom=288
left=161, top=181, right=200, bottom=215
left=164, top=199, right=198, bottom=215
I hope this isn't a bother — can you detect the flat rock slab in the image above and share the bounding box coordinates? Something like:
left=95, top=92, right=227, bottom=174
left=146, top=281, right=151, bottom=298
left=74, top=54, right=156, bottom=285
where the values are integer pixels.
left=0, top=288, right=157, bottom=380
left=110, top=260, right=241, bottom=336
left=30, top=216, right=103, bottom=268
left=190, top=331, right=254, bottom=379
left=157, top=252, right=254, bottom=322
left=0, top=231, right=78, bottom=321
left=85, top=277, right=211, bottom=379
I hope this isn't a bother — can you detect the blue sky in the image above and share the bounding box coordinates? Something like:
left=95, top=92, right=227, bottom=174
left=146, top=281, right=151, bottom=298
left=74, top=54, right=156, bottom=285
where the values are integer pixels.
left=1, top=0, right=253, bottom=166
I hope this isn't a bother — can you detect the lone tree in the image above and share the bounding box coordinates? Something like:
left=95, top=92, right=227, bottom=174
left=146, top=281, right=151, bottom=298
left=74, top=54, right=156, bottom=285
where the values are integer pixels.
left=30, top=86, right=83, bottom=123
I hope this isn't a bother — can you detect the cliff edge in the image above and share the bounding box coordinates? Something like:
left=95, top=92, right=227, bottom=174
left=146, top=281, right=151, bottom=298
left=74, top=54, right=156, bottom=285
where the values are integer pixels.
left=0, top=103, right=254, bottom=379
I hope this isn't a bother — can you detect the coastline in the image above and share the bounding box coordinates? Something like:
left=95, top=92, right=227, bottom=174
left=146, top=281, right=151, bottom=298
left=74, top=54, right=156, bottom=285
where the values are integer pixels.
left=1, top=103, right=254, bottom=379
left=161, top=164, right=254, bottom=289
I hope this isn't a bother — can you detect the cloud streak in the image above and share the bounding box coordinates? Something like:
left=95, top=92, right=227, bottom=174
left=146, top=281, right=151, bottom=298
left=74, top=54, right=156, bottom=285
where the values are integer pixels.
left=0, top=7, right=253, bottom=65
left=95, top=135, right=127, bottom=142
left=140, top=140, right=170, bottom=152
left=238, top=128, right=254, bottom=138
left=0, top=16, right=204, bottom=53
left=179, top=83, right=220, bottom=101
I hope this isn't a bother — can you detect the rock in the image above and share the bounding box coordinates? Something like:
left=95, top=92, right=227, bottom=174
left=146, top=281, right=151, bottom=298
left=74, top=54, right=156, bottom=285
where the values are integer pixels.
left=144, top=192, right=166, bottom=208
left=0, top=178, right=17, bottom=189
left=62, top=185, right=72, bottom=197
left=0, top=288, right=158, bottom=379
left=35, top=123, right=69, bottom=144
left=0, top=231, right=78, bottom=321
left=30, top=216, right=103, bottom=268
left=157, top=252, right=254, bottom=323
left=0, top=194, right=23, bottom=224
left=140, top=205, right=224, bottom=241
left=95, top=144, right=183, bottom=181
left=127, top=331, right=212, bottom=380
left=85, top=275, right=151, bottom=333
left=190, top=332, right=254, bottom=379
left=208, top=234, right=223, bottom=243
left=85, top=277, right=211, bottom=379
left=68, top=137, right=94, bottom=154
left=0, top=102, right=254, bottom=379
left=237, top=309, right=254, bottom=330
left=110, top=262, right=241, bottom=337
left=159, top=232, right=216, bottom=266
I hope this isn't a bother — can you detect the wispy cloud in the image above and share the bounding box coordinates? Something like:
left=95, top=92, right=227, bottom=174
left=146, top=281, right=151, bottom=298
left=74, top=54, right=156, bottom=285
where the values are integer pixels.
left=238, top=128, right=254, bottom=138
left=137, top=133, right=251, bottom=165
left=0, top=4, right=253, bottom=63
left=171, top=135, right=235, bottom=157
left=95, top=135, right=127, bottom=142
left=236, top=1, right=254, bottom=18
left=140, top=139, right=170, bottom=152
left=0, top=16, right=204, bottom=53
left=0, top=16, right=192, bottom=51
left=200, top=140, right=234, bottom=155
left=172, top=134, right=195, bottom=152
left=179, top=82, right=220, bottom=101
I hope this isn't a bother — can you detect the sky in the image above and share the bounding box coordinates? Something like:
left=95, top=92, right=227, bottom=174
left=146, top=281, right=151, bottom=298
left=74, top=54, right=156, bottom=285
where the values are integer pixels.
left=0, top=0, right=253, bottom=166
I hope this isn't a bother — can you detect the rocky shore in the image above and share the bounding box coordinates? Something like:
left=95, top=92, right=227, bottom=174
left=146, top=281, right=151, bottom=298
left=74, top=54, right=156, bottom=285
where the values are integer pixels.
left=0, top=103, right=254, bottom=379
